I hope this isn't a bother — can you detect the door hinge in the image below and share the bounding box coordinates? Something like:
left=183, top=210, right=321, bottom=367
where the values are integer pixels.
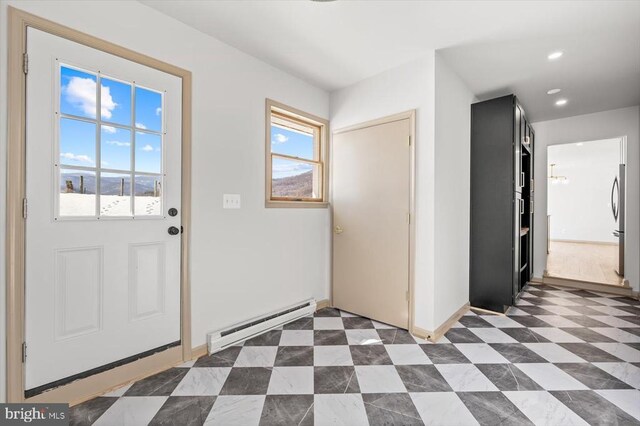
left=407, top=136, right=411, bottom=146
left=407, top=213, right=411, bottom=224
left=23, top=53, right=28, bottom=75
left=23, top=198, right=28, bottom=219
left=22, top=342, right=27, bottom=363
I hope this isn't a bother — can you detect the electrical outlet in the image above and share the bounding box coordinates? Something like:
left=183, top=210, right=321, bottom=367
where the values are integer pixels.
left=223, top=194, right=241, bottom=209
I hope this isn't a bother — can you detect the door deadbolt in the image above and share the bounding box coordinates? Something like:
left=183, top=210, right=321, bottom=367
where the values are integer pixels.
left=168, top=226, right=180, bottom=236
left=168, top=208, right=178, bottom=217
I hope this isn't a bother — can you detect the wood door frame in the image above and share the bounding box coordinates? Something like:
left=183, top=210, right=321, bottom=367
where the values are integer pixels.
left=6, top=6, right=193, bottom=404
left=330, top=110, right=416, bottom=334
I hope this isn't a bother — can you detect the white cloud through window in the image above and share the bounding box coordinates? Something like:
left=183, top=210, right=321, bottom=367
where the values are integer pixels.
left=106, top=140, right=130, bottom=147
left=102, top=125, right=117, bottom=134
left=155, top=107, right=162, bottom=116
left=63, top=77, right=117, bottom=119
left=61, top=152, right=93, bottom=164
left=136, top=122, right=147, bottom=129
left=272, top=133, right=289, bottom=144
left=141, top=144, right=154, bottom=152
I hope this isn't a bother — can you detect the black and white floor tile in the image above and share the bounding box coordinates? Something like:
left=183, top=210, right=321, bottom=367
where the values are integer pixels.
left=71, top=284, right=640, bottom=425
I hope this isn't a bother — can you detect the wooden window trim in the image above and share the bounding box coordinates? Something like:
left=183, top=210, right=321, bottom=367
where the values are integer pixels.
left=265, top=99, right=329, bottom=208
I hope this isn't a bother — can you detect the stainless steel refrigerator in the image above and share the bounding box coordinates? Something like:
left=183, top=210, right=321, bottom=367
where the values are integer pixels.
left=611, top=164, right=625, bottom=276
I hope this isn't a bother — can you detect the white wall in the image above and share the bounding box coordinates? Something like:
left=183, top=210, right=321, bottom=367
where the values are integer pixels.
left=433, top=53, right=476, bottom=327
left=331, top=53, right=474, bottom=332
left=0, top=0, right=332, bottom=401
left=532, top=106, right=640, bottom=291
left=547, top=139, right=620, bottom=243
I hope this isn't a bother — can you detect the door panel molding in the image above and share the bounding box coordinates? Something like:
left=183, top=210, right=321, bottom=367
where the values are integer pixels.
left=128, top=242, right=166, bottom=322
left=54, top=246, right=104, bottom=340
left=6, top=6, right=192, bottom=403
left=330, top=110, right=416, bottom=334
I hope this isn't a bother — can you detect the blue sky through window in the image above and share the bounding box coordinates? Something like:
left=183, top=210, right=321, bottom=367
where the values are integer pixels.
left=60, top=66, right=162, bottom=175
left=135, top=132, right=162, bottom=173
left=100, top=77, right=131, bottom=126
left=60, top=67, right=97, bottom=119
left=271, top=125, right=314, bottom=178
left=101, top=126, right=131, bottom=170
left=135, top=87, right=162, bottom=131
left=271, top=125, right=313, bottom=159
left=60, top=118, right=96, bottom=167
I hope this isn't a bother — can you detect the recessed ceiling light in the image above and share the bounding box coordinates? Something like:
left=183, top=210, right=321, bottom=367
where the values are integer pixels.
left=555, top=99, right=568, bottom=106
left=547, top=89, right=561, bottom=95
left=548, top=51, right=564, bottom=60
left=576, top=143, right=583, bottom=146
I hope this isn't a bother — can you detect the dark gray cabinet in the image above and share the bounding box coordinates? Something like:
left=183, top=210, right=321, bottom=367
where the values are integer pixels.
left=470, top=95, right=534, bottom=313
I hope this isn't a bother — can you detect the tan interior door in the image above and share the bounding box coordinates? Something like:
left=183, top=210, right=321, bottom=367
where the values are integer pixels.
left=332, top=118, right=411, bottom=329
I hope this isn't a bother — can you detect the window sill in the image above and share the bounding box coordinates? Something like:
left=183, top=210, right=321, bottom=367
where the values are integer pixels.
left=265, top=200, right=329, bottom=209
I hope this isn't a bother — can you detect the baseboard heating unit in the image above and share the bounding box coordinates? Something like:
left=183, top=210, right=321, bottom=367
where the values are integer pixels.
left=207, top=299, right=316, bottom=354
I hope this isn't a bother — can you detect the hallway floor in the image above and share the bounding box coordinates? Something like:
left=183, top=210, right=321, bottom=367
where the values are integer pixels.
left=71, top=284, right=640, bottom=425
left=546, top=241, right=624, bottom=286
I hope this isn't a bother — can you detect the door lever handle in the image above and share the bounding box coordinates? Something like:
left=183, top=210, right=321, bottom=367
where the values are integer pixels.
left=334, top=225, right=343, bottom=235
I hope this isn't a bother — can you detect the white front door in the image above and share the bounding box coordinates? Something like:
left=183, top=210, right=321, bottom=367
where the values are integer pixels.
left=25, top=28, right=183, bottom=393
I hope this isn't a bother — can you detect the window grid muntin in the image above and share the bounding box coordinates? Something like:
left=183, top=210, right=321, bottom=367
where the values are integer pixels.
left=56, top=62, right=165, bottom=219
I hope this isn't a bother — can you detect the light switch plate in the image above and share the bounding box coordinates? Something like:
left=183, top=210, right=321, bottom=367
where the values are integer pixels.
left=223, top=194, right=241, bottom=209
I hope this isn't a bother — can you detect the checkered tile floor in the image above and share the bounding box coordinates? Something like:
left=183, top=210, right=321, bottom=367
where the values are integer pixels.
left=71, top=284, right=640, bottom=425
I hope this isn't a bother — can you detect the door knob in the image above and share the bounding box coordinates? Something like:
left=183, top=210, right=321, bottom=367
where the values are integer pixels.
left=168, top=226, right=180, bottom=236
left=334, top=225, right=343, bottom=234
left=168, top=208, right=178, bottom=217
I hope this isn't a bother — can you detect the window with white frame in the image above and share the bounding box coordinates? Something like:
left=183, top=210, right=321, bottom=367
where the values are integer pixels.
left=56, top=63, right=164, bottom=218
left=266, top=99, right=328, bottom=206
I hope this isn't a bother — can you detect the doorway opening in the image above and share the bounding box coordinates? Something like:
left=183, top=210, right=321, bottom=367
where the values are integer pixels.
left=545, top=137, right=626, bottom=286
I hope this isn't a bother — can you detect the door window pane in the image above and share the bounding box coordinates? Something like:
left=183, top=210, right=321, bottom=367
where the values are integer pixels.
left=100, top=173, right=132, bottom=216
left=60, top=66, right=97, bottom=119
left=60, top=118, right=96, bottom=167
left=59, top=169, right=96, bottom=216
left=271, top=124, right=314, bottom=160
left=271, top=157, right=319, bottom=199
left=135, top=87, right=162, bottom=132
left=101, top=126, right=131, bottom=171
left=100, top=77, right=131, bottom=126
left=135, top=132, right=162, bottom=174
left=135, top=175, right=162, bottom=216
left=56, top=64, right=167, bottom=219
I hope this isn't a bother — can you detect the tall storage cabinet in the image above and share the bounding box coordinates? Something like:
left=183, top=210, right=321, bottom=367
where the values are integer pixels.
left=470, top=95, right=535, bottom=313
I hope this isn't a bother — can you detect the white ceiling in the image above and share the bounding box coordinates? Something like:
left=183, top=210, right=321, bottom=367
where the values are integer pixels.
left=141, top=0, right=640, bottom=122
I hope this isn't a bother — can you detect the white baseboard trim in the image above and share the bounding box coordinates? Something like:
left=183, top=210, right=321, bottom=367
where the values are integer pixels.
left=411, top=302, right=470, bottom=342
